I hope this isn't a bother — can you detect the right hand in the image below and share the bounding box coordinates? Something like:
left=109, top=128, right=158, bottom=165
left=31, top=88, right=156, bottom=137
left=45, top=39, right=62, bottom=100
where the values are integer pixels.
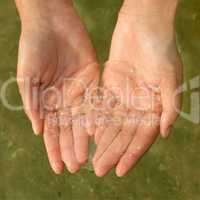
left=16, top=1, right=100, bottom=174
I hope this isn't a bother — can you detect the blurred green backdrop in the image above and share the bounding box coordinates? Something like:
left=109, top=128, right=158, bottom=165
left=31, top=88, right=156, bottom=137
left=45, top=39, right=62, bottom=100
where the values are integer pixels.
left=0, top=0, right=200, bottom=199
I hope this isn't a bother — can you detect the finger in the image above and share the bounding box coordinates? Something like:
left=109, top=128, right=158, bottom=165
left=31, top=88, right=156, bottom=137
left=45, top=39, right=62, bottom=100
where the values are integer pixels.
left=43, top=112, right=64, bottom=174
left=94, top=112, right=140, bottom=177
left=71, top=97, right=89, bottom=165
left=116, top=113, right=159, bottom=177
left=160, top=75, right=181, bottom=138
left=72, top=114, right=89, bottom=165
left=94, top=102, right=112, bottom=144
left=84, top=77, right=99, bottom=136
left=92, top=119, right=122, bottom=165
left=59, top=109, right=80, bottom=173
left=95, top=124, right=106, bottom=145
left=17, top=77, right=43, bottom=135
left=94, top=112, right=109, bottom=145
left=85, top=109, right=96, bottom=136
left=92, top=91, right=123, bottom=163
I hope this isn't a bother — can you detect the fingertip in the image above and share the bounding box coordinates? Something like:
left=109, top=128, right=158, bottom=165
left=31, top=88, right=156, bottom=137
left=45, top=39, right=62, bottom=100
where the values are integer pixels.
left=160, top=113, right=168, bottom=134
left=87, top=130, right=95, bottom=136
left=77, top=156, right=88, bottom=166
left=116, top=170, right=124, bottom=178
left=160, top=126, right=172, bottom=139
left=86, top=122, right=96, bottom=136
left=117, top=163, right=133, bottom=178
left=67, top=163, right=80, bottom=174
left=116, top=164, right=127, bottom=177
left=94, top=161, right=111, bottom=177
left=160, top=113, right=173, bottom=138
left=32, top=121, right=43, bottom=136
left=160, top=106, right=178, bottom=137
left=32, top=124, right=39, bottom=135
left=33, top=131, right=42, bottom=136
left=62, top=158, right=81, bottom=174
left=75, top=150, right=88, bottom=165
left=51, top=162, right=64, bottom=175
left=94, top=167, right=106, bottom=177
left=116, top=164, right=123, bottom=177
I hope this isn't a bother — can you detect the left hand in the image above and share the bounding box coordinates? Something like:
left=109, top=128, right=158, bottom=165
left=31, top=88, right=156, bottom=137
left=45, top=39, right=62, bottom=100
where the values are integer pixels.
left=93, top=0, right=182, bottom=177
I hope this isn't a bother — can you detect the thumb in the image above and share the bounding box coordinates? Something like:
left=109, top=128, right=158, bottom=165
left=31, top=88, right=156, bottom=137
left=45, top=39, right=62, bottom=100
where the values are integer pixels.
left=160, top=75, right=181, bottom=138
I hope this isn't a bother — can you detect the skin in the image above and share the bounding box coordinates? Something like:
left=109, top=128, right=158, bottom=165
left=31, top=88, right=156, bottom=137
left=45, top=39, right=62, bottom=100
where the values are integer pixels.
left=15, top=0, right=182, bottom=177
left=15, top=0, right=99, bottom=174
left=93, top=0, right=183, bottom=177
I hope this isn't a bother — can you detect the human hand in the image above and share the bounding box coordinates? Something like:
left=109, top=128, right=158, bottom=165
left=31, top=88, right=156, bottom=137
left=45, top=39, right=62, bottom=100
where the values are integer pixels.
left=93, top=0, right=182, bottom=177
left=16, top=0, right=99, bottom=174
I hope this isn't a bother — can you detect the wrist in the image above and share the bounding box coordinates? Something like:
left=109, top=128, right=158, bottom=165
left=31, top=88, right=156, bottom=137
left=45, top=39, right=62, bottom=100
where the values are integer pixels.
left=15, top=0, right=73, bottom=28
left=123, top=0, right=179, bottom=8
left=122, top=0, right=178, bottom=20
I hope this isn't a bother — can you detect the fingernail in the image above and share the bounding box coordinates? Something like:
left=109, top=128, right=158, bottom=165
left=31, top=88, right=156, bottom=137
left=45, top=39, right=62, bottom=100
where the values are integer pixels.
left=163, top=126, right=172, bottom=138
left=67, top=166, right=80, bottom=174
left=67, top=163, right=80, bottom=174
left=54, top=168, right=63, bottom=174
left=32, top=124, right=39, bottom=135
left=116, top=172, right=124, bottom=178
left=52, top=163, right=63, bottom=174
left=34, top=131, right=40, bottom=136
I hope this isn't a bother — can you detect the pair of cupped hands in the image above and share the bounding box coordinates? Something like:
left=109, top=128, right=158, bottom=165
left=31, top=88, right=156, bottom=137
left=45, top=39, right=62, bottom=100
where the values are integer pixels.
left=16, top=0, right=182, bottom=177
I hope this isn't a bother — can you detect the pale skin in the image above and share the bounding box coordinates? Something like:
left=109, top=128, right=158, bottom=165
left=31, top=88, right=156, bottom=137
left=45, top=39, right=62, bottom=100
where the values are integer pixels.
left=93, top=0, right=182, bottom=177
left=15, top=0, right=182, bottom=176
left=16, top=0, right=99, bottom=174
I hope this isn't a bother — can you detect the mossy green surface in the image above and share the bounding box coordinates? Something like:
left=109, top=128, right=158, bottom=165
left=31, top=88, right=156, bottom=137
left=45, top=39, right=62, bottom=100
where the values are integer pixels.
left=0, top=0, right=200, bottom=199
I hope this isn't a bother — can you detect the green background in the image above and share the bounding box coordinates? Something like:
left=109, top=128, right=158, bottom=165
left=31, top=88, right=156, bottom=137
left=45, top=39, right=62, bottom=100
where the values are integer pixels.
left=0, top=0, right=200, bottom=199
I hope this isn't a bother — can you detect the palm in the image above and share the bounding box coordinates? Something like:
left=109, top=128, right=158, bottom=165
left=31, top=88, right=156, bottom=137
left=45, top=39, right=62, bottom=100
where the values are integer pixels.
left=93, top=61, right=161, bottom=177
